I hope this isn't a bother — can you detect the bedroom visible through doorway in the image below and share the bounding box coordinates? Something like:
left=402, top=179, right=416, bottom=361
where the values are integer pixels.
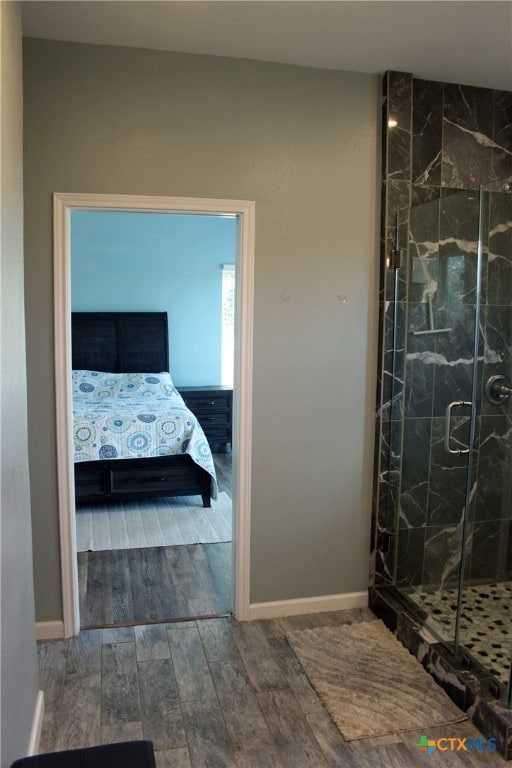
left=54, top=193, right=255, bottom=637
left=71, top=210, right=235, bottom=628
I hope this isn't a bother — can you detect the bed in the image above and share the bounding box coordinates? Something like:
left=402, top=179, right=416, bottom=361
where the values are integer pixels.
left=72, top=311, right=216, bottom=507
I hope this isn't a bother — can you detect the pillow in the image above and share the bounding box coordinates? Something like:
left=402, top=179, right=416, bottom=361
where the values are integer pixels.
left=72, top=370, right=176, bottom=398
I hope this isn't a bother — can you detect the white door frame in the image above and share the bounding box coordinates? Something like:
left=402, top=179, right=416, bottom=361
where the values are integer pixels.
left=53, top=192, right=254, bottom=637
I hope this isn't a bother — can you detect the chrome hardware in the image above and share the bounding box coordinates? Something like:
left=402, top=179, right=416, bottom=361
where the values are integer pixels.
left=485, top=374, right=512, bottom=405
left=444, top=400, right=472, bottom=455
left=387, top=248, right=403, bottom=270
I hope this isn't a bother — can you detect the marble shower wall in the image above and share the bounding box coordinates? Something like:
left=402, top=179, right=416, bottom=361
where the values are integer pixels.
left=373, top=71, right=512, bottom=589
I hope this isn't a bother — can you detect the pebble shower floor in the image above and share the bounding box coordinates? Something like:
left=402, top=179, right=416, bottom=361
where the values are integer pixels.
left=411, top=582, right=512, bottom=687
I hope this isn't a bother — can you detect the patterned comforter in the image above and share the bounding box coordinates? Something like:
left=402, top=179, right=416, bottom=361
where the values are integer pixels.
left=72, top=370, right=217, bottom=497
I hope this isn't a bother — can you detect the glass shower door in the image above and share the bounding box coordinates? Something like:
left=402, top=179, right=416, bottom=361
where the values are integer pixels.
left=386, top=189, right=482, bottom=653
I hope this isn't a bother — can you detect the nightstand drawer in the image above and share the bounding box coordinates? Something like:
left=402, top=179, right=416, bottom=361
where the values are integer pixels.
left=178, top=386, right=233, bottom=449
left=185, top=396, right=230, bottom=413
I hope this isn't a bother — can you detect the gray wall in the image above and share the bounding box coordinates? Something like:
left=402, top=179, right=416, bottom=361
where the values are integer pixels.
left=1, top=4, right=40, bottom=765
left=23, top=39, right=379, bottom=620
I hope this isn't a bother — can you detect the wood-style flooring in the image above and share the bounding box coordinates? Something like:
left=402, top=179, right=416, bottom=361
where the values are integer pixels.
left=78, top=542, right=231, bottom=627
left=37, top=608, right=507, bottom=767
left=78, top=452, right=233, bottom=629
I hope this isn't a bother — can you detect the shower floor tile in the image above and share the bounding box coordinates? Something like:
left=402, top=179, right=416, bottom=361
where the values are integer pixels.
left=409, top=582, right=512, bottom=687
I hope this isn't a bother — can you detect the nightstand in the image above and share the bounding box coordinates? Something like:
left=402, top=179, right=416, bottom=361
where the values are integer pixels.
left=178, top=385, right=233, bottom=451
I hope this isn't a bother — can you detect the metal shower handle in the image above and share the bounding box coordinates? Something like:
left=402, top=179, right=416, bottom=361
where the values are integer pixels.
left=444, top=400, right=472, bottom=455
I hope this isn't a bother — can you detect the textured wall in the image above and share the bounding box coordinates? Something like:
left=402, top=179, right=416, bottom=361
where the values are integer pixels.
left=23, top=39, right=379, bottom=620
left=1, top=4, right=40, bottom=765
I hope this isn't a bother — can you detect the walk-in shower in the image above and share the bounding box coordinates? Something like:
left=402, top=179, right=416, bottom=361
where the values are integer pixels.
left=381, top=175, right=512, bottom=708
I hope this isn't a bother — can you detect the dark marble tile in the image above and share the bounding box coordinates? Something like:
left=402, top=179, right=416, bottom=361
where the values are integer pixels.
left=442, top=84, right=494, bottom=189
left=423, top=522, right=464, bottom=590
left=481, top=304, right=512, bottom=417
left=386, top=71, right=412, bottom=182
left=438, top=190, right=480, bottom=306
left=395, top=527, right=425, bottom=587
left=492, top=90, right=512, bottom=182
left=469, top=520, right=511, bottom=583
left=431, top=305, right=476, bottom=417
left=399, top=417, right=431, bottom=528
left=412, top=78, right=443, bottom=187
left=427, top=416, right=471, bottom=526
left=403, top=327, right=436, bottom=418
left=485, top=190, right=512, bottom=307
left=474, top=415, right=512, bottom=521
left=411, top=184, right=442, bottom=206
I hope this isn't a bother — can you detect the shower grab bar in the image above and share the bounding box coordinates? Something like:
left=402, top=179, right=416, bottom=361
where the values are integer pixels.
left=444, top=400, right=472, bottom=455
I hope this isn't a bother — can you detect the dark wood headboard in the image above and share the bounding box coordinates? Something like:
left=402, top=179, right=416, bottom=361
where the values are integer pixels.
left=71, top=312, right=169, bottom=373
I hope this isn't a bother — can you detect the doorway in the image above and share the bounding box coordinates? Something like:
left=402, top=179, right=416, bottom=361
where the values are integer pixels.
left=54, top=193, right=255, bottom=636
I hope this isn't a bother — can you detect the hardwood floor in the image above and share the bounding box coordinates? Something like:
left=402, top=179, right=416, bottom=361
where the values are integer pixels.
left=38, top=608, right=507, bottom=767
left=78, top=453, right=233, bottom=629
left=79, top=543, right=232, bottom=627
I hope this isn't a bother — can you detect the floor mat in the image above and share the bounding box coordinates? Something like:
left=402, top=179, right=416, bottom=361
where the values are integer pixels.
left=76, top=491, right=232, bottom=551
left=286, top=619, right=467, bottom=741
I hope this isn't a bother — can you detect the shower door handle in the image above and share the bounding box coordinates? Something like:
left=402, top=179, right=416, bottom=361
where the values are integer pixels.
left=444, top=400, right=472, bottom=455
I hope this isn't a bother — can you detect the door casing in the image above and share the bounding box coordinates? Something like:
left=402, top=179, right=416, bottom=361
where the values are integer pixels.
left=54, top=192, right=255, bottom=636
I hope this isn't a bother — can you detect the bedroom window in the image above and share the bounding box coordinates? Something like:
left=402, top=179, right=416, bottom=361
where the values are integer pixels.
left=221, top=264, right=235, bottom=387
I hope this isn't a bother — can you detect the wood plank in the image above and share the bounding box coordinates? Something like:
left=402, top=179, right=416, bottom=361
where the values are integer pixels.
left=197, top=618, right=239, bottom=662
left=168, top=626, right=216, bottom=702
left=135, top=623, right=170, bottom=661
left=267, top=636, right=324, bottom=715
left=203, top=542, right=232, bottom=607
left=128, top=547, right=166, bottom=622
left=210, top=659, right=274, bottom=751
left=110, top=547, right=135, bottom=625
left=66, top=628, right=102, bottom=676
left=155, top=749, right=192, bottom=768
left=181, top=698, right=237, bottom=768
left=305, top=709, right=361, bottom=767
left=83, top=549, right=113, bottom=626
left=77, top=552, right=88, bottom=623
left=56, top=671, right=102, bottom=750
left=138, top=658, right=187, bottom=750
left=235, top=748, right=286, bottom=768
left=257, top=690, right=329, bottom=768
left=102, top=626, right=135, bottom=644
left=37, top=640, right=68, bottom=711
left=101, top=642, right=140, bottom=725
left=231, top=621, right=288, bottom=692
left=100, top=720, right=143, bottom=745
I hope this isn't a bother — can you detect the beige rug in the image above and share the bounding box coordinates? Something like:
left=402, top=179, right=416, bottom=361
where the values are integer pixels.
left=286, top=619, right=467, bottom=741
left=76, top=491, right=232, bottom=551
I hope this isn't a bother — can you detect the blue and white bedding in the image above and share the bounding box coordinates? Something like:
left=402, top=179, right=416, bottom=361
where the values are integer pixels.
left=72, top=370, right=217, bottom=497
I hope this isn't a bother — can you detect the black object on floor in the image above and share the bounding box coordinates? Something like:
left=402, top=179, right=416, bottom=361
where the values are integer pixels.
left=10, top=740, right=156, bottom=768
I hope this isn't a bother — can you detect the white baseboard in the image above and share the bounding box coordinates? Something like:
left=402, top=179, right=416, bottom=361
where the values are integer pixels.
left=28, top=690, right=44, bottom=756
left=249, top=590, right=368, bottom=620
left=36, top=620, right=65, bottom=641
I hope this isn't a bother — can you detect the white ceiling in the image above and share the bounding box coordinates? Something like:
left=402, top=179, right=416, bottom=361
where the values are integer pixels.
left=21, top=0, right=512, bottom=92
